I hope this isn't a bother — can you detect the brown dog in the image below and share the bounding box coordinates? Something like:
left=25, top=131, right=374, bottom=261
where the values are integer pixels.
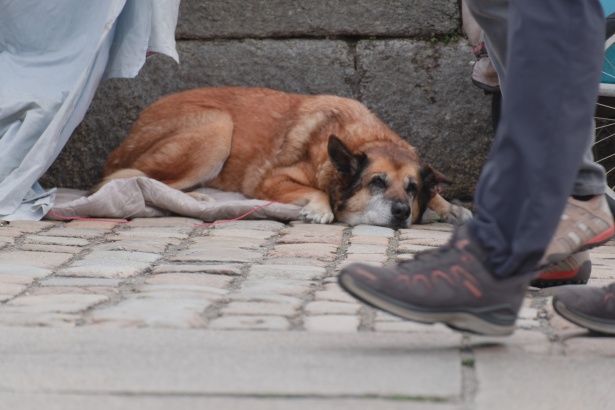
left=98, top=87, right=471, bottom=227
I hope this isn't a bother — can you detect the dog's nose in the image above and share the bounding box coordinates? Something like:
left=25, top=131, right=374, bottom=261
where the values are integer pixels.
left=391, top=202, right=410, bottom=221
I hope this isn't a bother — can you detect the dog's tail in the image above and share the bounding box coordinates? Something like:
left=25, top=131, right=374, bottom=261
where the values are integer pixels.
left=91, top=168, right=147, bottom=194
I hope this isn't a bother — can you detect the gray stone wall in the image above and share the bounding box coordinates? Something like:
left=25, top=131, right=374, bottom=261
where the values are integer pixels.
left=41, top=0, right=493, bottom=200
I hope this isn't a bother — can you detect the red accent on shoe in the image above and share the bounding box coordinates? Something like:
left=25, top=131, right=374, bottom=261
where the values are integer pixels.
left=464, top=281, right=483, bottom=298
left=538, top=267, right=580, bottom=280
left=586, top=225, right=615, bottom=246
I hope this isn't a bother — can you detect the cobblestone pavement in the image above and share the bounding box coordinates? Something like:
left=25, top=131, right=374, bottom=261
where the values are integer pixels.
left=1, top=217, right=614, bottom=409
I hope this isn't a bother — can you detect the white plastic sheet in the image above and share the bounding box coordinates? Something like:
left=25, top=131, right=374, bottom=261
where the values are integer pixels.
left=0, top=0, right=180, bottom=220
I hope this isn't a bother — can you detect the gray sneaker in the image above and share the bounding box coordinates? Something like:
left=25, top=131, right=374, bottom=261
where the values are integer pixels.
left=552, top=283, right=615, bottom=335
left=338, top=225, right=532, bottom=336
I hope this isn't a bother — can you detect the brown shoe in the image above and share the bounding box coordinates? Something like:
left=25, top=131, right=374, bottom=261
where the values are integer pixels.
left=540, top=195, right=615, bottom=267
left=338, top=225, right=532, bottom=336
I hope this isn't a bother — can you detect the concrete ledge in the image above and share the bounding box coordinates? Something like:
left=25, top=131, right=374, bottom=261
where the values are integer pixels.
left=177, top=0, right=460, bottom=39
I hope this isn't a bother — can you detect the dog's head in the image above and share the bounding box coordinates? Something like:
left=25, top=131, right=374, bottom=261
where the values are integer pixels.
left=327, top=135, right=449, bottom=228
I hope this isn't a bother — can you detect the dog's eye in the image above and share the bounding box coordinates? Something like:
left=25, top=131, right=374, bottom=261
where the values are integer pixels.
left=406, top=182, right=418, bottom=194
left=370, top=175, right=387, bottom=188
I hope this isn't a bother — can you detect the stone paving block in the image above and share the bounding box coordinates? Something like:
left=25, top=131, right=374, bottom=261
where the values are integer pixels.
left=345, top=244, right=388, bottom=254
left=248, top=264, right=327, bottom=281
left=0, top=312, right=80, bottom=327
left=374, top=321, right=456, bottom=334
left=261, top=258, right=329, bottom=268
left=39, top=277, right=123, bottom=287
left=209, top=220, right=286, bottom=231
left=145, top=273, right=235, bottom=288
left=0, top=394, right=465, bottom=410
left=284, top=223, right=347, bottom=233
left=0, top=283, right=26, bottom=297
left=0, top=265, right=54, bottom=285
left=0, top=229, right=26, bottom=238
left=171, top=248, right=263, bottom=263
left=105, top=235, right=182, bottom=246
left=304, top=315, right=360, bottom=332
left=349, top=236, right=390, bottom=246
left=208, top=315, right=291, bottom=331
left=238, top=279, right=318, bottom=297
left=228, top=293, right=303, bottom=307
left=351, top=225, right=395, bottom=237
left=115, top=227, right=191, bottom=239
left=66, top=220, right=123, bottom=229
left=399, top=229, right=452, bottom=241
left=336, top=259, right=386, bottom=270
left=395, top=254, right=416, bottom=263
left=88, top=298, right=210, bottom=328
left=0, top=237, right=14, bottom=245
left=2, top=220, right=58, bottom=233
left=268, top=243, right=338, bottom=261
left=470, top=330, right=552, bottom=355
left=79, top=250, right=161, bottom=264
left=343, top=253, right=389, bottom=263
left=304, top=301, right=361, bottom=315
left=30, top=286, right=119, bottom=297
left=276, top=233, right=342, bottom=245
left=40, top=228, right=106, bottom=239
left=0, top=251, right=74, bottom=269
left=57, top=266, right=143, bottom=279
left=19, top=244, right=84, bottom=254
left=127, top=217, right=202, bottom=227
left=474, top=353, right=612, bottom=409
left=4, top=294, right=109, bottom=314
left=23, top=235, right=90, bottom=247
left=220, top=302, right=298, bottom=317
left=133, top=284, right=229, bottom=301
left=152, top=264, right=243, bottom=276
left=399, top=238, right=448, bottom=247
left=314, top=290, right=361, bottom=304
left=190, top=236, right=266, bottom=249
left=207, top=229, right=277, bottom=239
left=397, top=243, right=436, bottom=253
left=92, top=239, right=171, bottom=253
left=563, top=337, right=615, bottom=357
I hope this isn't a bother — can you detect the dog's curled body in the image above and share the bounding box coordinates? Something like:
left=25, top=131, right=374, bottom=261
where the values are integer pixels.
left=100, top=87, right=471, bottom=227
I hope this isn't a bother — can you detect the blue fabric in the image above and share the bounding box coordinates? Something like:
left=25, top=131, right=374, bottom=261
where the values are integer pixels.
left=0, top=0, right=179, bottom=220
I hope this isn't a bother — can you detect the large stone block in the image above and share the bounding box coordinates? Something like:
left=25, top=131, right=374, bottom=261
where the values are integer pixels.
left=41, top=40, right=355, bottom=190
left=177, top=0, right=459, bottom=39
left=357, top=39, right=493, bottom=199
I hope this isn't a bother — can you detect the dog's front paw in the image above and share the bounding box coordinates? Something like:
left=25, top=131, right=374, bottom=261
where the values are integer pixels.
left=441, top=201, right=473, bottom=225
left=300, top=203, right=335, bottom=224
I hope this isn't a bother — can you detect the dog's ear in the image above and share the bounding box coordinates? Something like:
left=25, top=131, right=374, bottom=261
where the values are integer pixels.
left=420, top=163, right=451, bottom=198
left=328, top=135, right=366, bottom=177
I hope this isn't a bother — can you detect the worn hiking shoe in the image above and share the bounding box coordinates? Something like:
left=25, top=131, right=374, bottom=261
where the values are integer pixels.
left=540, top=195, right=615, bottom=267
left=338, top=225, right=532, bottom=336
left=530, top=251, right=592, bottom=288
left=552, top=282, right=615, bottom=335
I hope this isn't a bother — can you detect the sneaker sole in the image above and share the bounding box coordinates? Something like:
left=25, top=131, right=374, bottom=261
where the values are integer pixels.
left=530, top=260, right=591, bottom=288
left=552, top=299, right=615, bottom=335
left=339, top=274, right=516, bottom=336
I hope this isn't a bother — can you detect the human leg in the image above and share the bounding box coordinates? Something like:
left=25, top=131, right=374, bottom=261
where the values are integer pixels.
left=339, top=0, right=607, bottom=335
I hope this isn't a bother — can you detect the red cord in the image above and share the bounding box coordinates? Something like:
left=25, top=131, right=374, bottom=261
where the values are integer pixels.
left=196, top=201, right=277, bottom=227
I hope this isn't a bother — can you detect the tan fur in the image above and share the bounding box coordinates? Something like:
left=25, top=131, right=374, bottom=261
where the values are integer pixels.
left=99, top=87, right=471, bottom=227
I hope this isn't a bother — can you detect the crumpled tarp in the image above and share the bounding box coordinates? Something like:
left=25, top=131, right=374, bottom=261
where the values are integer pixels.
left=45, top=177, right=302, bottom=223
left=0, top=0, right=180, bottom=220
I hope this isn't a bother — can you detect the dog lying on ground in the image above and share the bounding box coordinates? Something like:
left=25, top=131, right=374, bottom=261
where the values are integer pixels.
left=97, top=87, right=471, bottom=228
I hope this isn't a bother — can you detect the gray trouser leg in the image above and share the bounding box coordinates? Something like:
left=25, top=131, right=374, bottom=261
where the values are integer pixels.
left=463, top=0, right=605, bottom=277
left=465, top=0, right=606, bottom=198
